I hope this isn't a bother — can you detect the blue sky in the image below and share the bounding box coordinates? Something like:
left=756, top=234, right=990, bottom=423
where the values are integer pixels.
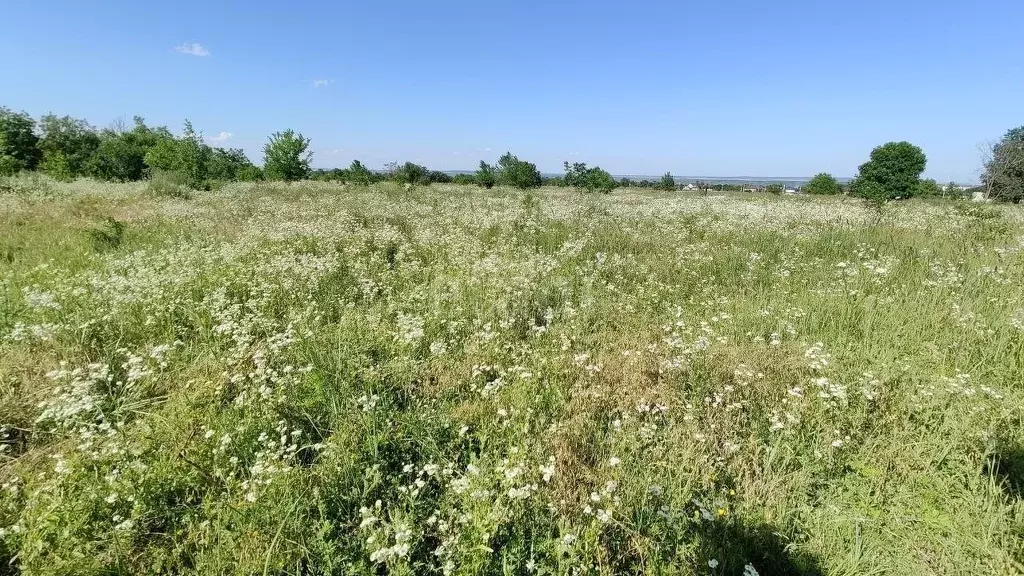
left=1, top=1, right=1021, bottom=182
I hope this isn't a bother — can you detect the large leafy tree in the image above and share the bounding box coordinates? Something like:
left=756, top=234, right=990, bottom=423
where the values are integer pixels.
left=983, top=126, right=1024, bottom=203
left=495, top=152, right=541, bottom=189
left=804, top=172, right=841, bottom=195
left=563, top=161, right=616, bottom=193
left=37, top=114, right=101, bottom=180
left=0, top=107, right=41, bottom=175
left=263, top=129, right=312, bottom=181
left=851, top=141, right=926, bottom=201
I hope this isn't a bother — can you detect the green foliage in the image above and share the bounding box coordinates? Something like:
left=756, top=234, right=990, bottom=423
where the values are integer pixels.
left=804, top=172, right=841, bottom=195
left=659, top=172, right=676, bottom=191
left=451, top=173, right=475, bottom=185
left=475, top=161, right=496, bottom=189
left=914, top=178, right=944, bottom=198
left=853, top=141, right=926, bottom=201
left=495, top=152, right=541, bottom=189
left=984, top=126, right=1024, bottom=203
left=37, top=114, right=100, bottom=179
left=86, top=217, right=127, bottom=250
left=0, top=107, right=41, bottom=174
left=391, top=162, right=429, bottom=185
left=562, top=161, right=616, bottom=193
left=849, top=177, right=889, bottom=209
left=263, top=129, right=312, bottom=181
left=89, top=117, right=174, bottom=182
left=39, top=151, right=75, bottom=182
left=207, top=148, right=256, bottom=181
left=143, top=120, right=210, bottom=189
left=764, top=182, right=785, bottom=195
left=147, top=169, right=193, bottom=199
left=347, top=160, right=374, bottom=185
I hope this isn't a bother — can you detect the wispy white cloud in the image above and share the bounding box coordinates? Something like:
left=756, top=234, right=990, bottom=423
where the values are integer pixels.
left=209, top=131, right=233, bottom=143
left=312, top=79, right=333, bottom=88
left=175, top=42, right=210, bottom=57
left=483, top=147, right=492, bottom=152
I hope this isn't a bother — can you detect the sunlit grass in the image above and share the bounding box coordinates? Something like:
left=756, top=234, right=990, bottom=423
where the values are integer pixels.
left=1, top=179, right=1022, bottom=574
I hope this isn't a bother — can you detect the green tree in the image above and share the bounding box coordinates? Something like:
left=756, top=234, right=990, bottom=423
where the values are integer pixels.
left=658, top=172, right=676, bottom=191
left=475, top=161, right=496, bottom=188
left=143, top=120, right=210, bottom=189
left=391, top=161, right=429, bottom=185
left=495, top=152, right=542, bottom=189
left=764, top=182, right=784, bottom=195
left=89, top=117, right=174, bottom=182
left=347, top=160, right=374, bottom=185
left=983, top=126, right=1024, bottom=203
left=853, top=141, right=926, bottom=201
left=0, top=107, right=41, bottom=175
left=207, top=148, right=256, bottom=181
left=804, top=172, right=841, bottom=195
left=563, top=161, right=616, bottom=193
left=263, top=129, right=312, bottom=181
left=37, top=114, right=100, bottom=179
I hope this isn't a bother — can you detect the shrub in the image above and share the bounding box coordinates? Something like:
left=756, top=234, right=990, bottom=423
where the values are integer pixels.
left=764, top=183, right=784, bottom=195
left=207, top=148, right=256, bottom=182
left=659, top=172, right=676, bottom=191
left=914, top=178, right=944, bottom=198
left=849, top=177, right=888, bottom=209
left=804, top=173, right=840, bottom=195
left=495, top=152, right=541, bottom=189
left=348, top=160, right=374, bottom=185
left=0, top=107, right=41, bottom=174
left=263, top=129, right=312, bottom=181
left=89, top=117, right=174, bottom=182
left=144, top=120, right=210, bottom=189
left=147, top=169, right=193, bottom=199
left=983, top=126, right=1024, bottom=203
left=563, top=161, right=616, bottom=193
left=37, top=114, right=100, bottom=179
left=391, top=162, right=429, bottom=185
left=476, top=161, right=496, bottom=189
left=853, top=141, right=926, bottom=201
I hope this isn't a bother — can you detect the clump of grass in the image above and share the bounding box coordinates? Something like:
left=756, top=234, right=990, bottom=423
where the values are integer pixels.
left=86, top=217, right=126, bottom=251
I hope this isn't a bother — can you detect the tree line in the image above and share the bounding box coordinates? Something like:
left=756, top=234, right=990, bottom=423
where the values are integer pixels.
left=2, top=105, right=1022, bottom=203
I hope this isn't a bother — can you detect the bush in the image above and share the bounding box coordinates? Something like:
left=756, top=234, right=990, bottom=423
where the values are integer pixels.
left=659, top=172, right=676, bottom=191
left=476, top=161, right=496, bottom=189
left=563, top=161, right=616, bottom=193
left=37, top=114, right=100, bottom=179
left=853, top=141, right=926, bottom=201
left=348, top=160, right=374, bottom=185
left=804, top=173, right=840, bottom=195
left=207, top=148, right=257, bottom=182
left=263, top=129, right=312, bottom=181
left=144, top=120, right=210, bottom=189
left=391, top=162, right=429, bottom=185
left=147, top=169, right=193, bottom=199
left=89, top=117, right=174, bottom=182
left=914, top=178, right=944, bottom=198
left=764, top=183, right=784, bottom=195
left=849, top=177, right=888, bottom=209
left=495, top=152, right=541, bottom=189
left=0, top=107, right=41, bottom=174
left=983, top=126, right=1024, bottom=203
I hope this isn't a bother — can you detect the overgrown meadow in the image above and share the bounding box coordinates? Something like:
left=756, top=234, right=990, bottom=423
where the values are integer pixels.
left=1, top=179, right=1022, bottom=575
